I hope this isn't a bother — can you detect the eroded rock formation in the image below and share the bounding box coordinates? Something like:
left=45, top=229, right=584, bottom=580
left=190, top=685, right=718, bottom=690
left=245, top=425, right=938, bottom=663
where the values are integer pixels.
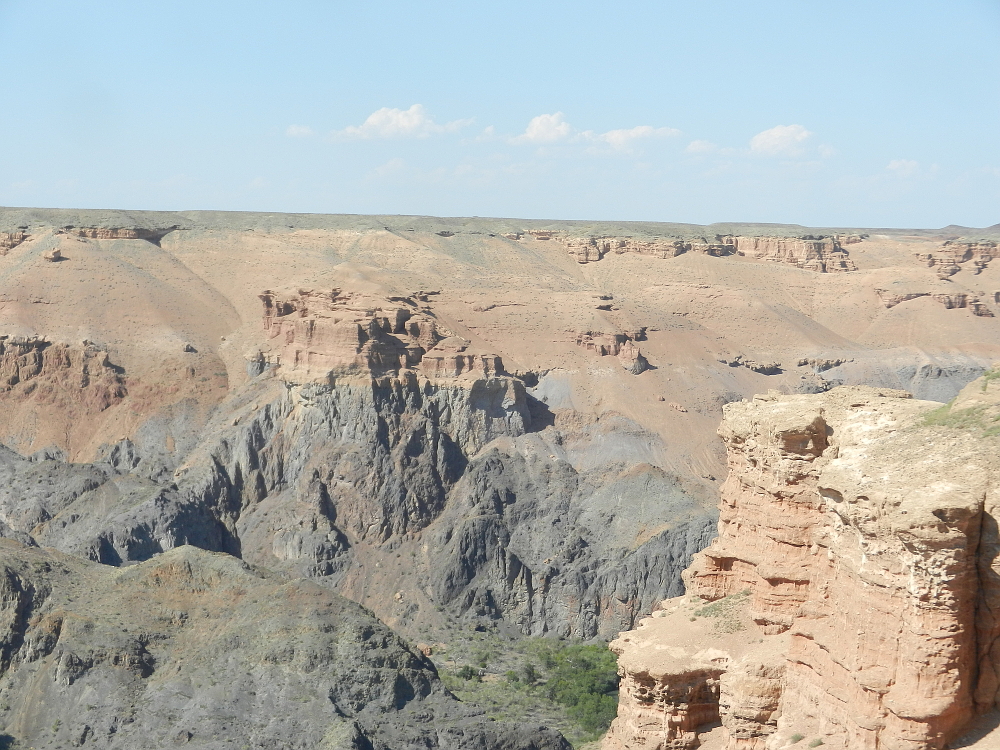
left=576, top=330, right=650, bottom=374
left=915, top=240, right=998, bottom=277
left=64, top=225, right=176, bottom=244
left=0, top=231, right=26, bottom=255
left=558, top=232, right=857, bottom=272
left=607, top=377, right=1000, bottom=750
left=874, top=289, right=995, bottom=317
left=0, top=541, right=570, bottom=750
left=721, top=235, right=857, bottom=272
left=0, top=336, right=126, bottom=411
left=258, top=288, right=507, bottom=380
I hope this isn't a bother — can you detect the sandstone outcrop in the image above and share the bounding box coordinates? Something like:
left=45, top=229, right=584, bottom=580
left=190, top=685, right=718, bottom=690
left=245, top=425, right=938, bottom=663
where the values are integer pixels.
left=64, top=225, right=176, bottom=244
left=717, top=354, right=782, bottom=375
left=915, top=241, right=998, bottom=277
left=0, top=231, right=26, bottom=255
left=259, top=288, right=507, bottom=381
left=0, top=541, right=571, bottom=750
left=576, top=330, right=650, bottom=374
left=566, top=237, right=692, bottom=263
left=558, top=232, right=856, bottom=271
left=565, top=236, right=734, bottom=264
left=0, top=336, right=126, bottom=410
left=721, top=235, right=857, bottom=272
left=607, top=378, right=1000, bottom=750
left=875, top=289, right=995, bottom=316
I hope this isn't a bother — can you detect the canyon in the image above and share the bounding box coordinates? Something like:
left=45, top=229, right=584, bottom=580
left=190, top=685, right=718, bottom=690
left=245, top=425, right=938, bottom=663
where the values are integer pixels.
left=0, top=207, right=998, bottom=748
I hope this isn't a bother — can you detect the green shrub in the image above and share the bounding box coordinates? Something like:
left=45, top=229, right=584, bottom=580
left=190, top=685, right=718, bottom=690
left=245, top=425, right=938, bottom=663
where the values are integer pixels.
left=521, top=662, right=539, bottom=685
left=790, top=734, right=804, bottom=744
left=456, top=665, right=480, bottom=681
left=539, top=644, right=620, bottom=733
left=808, top=740, right=824, bottom=748
left=982, top=367, right=1000, bottom=392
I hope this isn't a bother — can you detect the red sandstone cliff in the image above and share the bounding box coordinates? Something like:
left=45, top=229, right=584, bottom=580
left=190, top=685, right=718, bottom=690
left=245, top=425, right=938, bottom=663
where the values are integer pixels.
left=606, top=378, right=1000, bottom=750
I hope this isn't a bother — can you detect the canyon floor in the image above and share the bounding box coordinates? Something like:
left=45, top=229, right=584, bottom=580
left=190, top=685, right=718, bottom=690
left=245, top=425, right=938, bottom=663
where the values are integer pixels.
left=0, top=207, right=998, bottom=748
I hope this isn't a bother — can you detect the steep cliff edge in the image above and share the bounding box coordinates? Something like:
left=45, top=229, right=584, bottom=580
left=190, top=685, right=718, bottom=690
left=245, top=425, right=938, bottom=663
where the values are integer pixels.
left=606, top=377, right=1000, bottom=750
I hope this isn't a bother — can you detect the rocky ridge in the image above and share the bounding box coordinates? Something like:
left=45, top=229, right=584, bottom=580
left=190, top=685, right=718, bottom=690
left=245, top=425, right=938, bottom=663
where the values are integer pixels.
left=606, top=376, right=1000, bottom=750
left=553, top=233, right=858, bottom=272
left=0, top=541, right=571, bottom=750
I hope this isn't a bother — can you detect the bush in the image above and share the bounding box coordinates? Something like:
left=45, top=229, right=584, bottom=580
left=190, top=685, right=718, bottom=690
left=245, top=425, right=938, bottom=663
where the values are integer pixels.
left=456, top=665, right=480, bottom=681
left=521, top=662, right=539, bottom=685
left=539, top=644, right=620, bottom=733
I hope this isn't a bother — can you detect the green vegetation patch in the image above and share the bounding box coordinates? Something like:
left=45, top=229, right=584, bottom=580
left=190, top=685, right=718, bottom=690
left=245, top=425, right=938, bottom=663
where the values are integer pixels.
left=438, top=634, right=620, bottom=746
left=921, top=400, right=1000, bottom=437
left=532, top=642, right=620, bottom=734
left=982, top=367, right=1000, bottom=392
left=691, top=589, right=750, bottom=633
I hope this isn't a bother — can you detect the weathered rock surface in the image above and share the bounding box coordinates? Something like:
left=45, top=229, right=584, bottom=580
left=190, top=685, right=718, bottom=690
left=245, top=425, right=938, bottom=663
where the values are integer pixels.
left=0, top=232, right=26, bottom=255
left=0, top=541, right=570, bottom=750
left=915, top=240, right=998, bottom=277
left=875, top=289, right=995, bottom=316
left=607, top=377, right=1000, bottom=750
left=560, top=233, right=857, bottom=272
left=721, top=235, right=857, bottom=272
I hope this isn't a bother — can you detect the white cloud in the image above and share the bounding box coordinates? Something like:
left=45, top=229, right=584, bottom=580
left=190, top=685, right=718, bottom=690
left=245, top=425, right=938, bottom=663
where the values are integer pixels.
left=335, top=104, right=472, bottom=139
left=372, top=158, right=406, bottom=177
left=686, top=139, right=717, bottom=154
left=511, top=112, right=572, bottom=144
left=286, top=125, right=314, bottom=138
left=598, top=125, right=679, bottom=150
left=750, top=124, right=812, bottom=156
left=887, top=159, right=919, bottom=177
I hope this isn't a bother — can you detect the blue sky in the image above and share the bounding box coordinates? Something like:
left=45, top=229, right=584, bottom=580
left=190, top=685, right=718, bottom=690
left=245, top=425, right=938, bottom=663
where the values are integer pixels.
left=1, top=0, right=997, bottom=227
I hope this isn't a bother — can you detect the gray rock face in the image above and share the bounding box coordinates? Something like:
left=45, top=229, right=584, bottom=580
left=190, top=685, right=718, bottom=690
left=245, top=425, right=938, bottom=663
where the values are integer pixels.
left=0, top=541, right=570, bottom=750
left=0, top=368, right=715, bottom=639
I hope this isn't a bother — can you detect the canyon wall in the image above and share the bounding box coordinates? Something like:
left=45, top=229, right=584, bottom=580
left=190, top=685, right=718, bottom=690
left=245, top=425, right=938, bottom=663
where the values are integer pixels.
left=557, top=232, right=858, bottom=272
left=607, top=377, right=1000, bottom=750
left=0, top=289, right=714, bottom=640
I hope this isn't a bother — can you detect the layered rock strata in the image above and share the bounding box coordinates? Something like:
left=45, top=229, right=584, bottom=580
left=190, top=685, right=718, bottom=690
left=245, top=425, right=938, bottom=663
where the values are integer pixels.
left=875, top=289, right=995, bottom=316
left=258, top=288, right=505, bottom=380
left=915, top=241, right=998, bottom=277
left=721, top=235, right=857, bottom=272
left=565, top=236, right=732, bottom=264
left=576, top=331, right=649, bottom=374
left=607, top=378, right=1000, bottom=750
left=0, top=231, right=26, bottom=255
left=558, top=233, right=856, bottom=272
left=0, top=541, right=571, bottom=750
left=0, top=336, right=126, bottom=410
left=64, top=225, right=176, bottom=244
